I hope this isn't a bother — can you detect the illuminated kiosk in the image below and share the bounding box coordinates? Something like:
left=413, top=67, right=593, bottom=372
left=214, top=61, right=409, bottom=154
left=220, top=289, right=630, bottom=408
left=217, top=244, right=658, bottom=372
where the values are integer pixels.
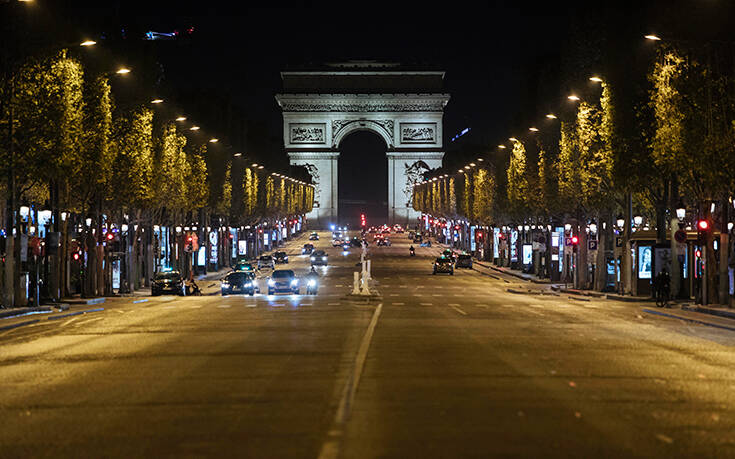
left=276, top=62, right=450, bottom=226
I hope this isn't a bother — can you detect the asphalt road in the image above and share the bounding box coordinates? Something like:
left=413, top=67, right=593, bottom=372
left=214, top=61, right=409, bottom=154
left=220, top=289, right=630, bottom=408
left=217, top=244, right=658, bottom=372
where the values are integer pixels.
left=1, top=230, right=734, bottom=458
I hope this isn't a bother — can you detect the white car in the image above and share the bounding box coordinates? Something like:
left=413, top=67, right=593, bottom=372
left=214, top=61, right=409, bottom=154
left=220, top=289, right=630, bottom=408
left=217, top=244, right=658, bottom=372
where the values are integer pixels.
left=257, top=255, right=275, bottom=270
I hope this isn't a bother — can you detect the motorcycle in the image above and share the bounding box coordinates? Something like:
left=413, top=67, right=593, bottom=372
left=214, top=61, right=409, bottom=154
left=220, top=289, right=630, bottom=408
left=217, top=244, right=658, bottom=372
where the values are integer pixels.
left=409, top=247, right=416, bottom=257
left=305, top=273, right=319, bottom=295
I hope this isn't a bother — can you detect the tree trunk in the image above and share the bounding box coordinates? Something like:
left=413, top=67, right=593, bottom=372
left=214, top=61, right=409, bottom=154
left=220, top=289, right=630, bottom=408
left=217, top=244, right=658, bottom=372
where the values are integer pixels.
left=594, top=214, right=607, bottom=292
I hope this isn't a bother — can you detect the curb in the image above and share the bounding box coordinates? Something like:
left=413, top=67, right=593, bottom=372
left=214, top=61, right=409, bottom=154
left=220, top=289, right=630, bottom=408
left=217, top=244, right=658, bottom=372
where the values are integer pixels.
left=0, top=306, right=53, bottom=320
left=605, top=294, right=654, bottom=303
left=681, top=305, right=735, bottom=321
left=63, top=297, right=106, bottom=305
left=0, top=319, right=41, bottom=332
left=643, top=308, right=735, bottom=332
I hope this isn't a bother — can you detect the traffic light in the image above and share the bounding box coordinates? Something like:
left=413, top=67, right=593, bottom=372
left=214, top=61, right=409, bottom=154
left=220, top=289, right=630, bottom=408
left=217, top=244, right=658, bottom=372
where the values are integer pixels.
left=106, top=232, right=115, bottom=242
left=476, top=231, right=483, bottom=241
left=360, top=214, right=366, bottom=227
left=697, top=220, right=709, bottom=231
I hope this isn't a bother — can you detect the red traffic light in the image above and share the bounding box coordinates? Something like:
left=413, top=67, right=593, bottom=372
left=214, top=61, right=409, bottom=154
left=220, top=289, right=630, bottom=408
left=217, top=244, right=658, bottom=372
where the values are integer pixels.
left=571, top=235, right=579, bottom=245
left=476, top=231, right=483, bottom=239
left=73, top=252, right=80, bottom=261
left=697, top=220, right=709, bottom=231
left=695, top=249, right=702, bottom=258
left=106, top=232, right=114, bottom=241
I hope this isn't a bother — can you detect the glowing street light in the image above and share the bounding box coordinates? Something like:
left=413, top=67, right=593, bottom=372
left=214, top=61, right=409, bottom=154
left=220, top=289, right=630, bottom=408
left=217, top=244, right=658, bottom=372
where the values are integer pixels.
left=209, top=138, right=218, bottom=143
left=470, top=163, right=476, bottom=167
left=175, top=116, right=186, bottom=122
left=189, top=126, right=200, bottom=131
left=529, top=127, right=539, bottom=132
left=645, top=34, right=661, bottom=41
left=251, top=163, right=258, bottom=167
left=80, top=40, right=97, bottom=47
left=233, top=152, right=242, bottom=157
left=464, top=166, right=470, bottom=170
left=150, top=99, right=164, bottom=104
left=589, top=76, right=603, bottom=83
left=458, top=169, right=464, bottom=173
left=568, top=94, right=580, bottom=101
left=509, top=137, right=518, bottom=142
left=258, top=165, right=264, bottom=169
left=116, top=68, right=131, bottom=75
left=498, top=145, right=506, bottom=149
left=546, top=114, right=557, bottom=119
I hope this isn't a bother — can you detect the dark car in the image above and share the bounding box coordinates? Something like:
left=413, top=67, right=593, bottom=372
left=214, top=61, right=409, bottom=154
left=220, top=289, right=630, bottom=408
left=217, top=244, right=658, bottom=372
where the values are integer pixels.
left=350, top=237, right=363, bottom=247
left=310, top=249, right=328, bottom=266
left=151, top=271, right=186, bottom=296
left=234, top=261, right=256, bottom=273
left=433, top=257, right=454, bottom=275
left=442, top=249, right=457, bottom=262
left=267, top=269, right=299, bottom=295
left=274, top=251, right=289, bottom=264
left=455, top=254, right=473, bottom=269
left=302, top=243, right=314, bottom=254
left=221, top=271, right=256, bottom=296
left=309, top=232, right=319, bottom=241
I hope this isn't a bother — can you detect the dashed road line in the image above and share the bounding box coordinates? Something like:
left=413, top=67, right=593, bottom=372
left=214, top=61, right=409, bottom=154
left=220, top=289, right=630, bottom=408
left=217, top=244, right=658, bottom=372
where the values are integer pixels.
left=450, top=305, right=468, bottom=316
left=420, top=302, right=433, bottom=306
left=218, top=304, right=231, bottom=308
left=328, top=302, right=341, bottom=306
left=392, top=302, right=405, bottom=306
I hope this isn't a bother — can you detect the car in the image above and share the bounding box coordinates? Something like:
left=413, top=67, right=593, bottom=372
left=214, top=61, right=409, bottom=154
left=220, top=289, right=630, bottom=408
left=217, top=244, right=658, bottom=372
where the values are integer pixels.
left=233, top=261, right=256, bottom=273
left=455, top=254, right=473, bottom=269
left=376, top=238, right=391, bottom=246
left=267, top=269, right=300, bottom=295
left=433, top=257, right=454, bottom=275
left=221, top=271, right=257, bottom=296
left=274, top=251, right=289, bottom=264
left=442, top=249, right=457, bottom=262
left=310, top=250, right=328, bottom=266
left=151, top=271, right=186, bottom=296
left=350, top=237, right=363, bottom=247
left=258, top=255, right=275, bottom=269
left=309, top=232, right=319, bottom=241
left=301, top=243, right=314, bottom=255
left=408, top=231, right=415, bottom=239
left=332, top=239, right=344, bottom=247
left=332, top=231, right=343, bottom=240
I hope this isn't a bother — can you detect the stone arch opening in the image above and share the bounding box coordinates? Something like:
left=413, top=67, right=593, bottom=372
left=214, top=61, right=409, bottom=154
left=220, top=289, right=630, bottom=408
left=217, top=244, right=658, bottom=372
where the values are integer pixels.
left=338, top=130, right=388, bottom=226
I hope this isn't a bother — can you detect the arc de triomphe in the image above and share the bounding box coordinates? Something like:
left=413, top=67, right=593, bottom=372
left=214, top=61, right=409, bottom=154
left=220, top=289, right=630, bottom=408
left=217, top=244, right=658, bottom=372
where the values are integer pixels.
left=276, top=62, right=450, bottom=227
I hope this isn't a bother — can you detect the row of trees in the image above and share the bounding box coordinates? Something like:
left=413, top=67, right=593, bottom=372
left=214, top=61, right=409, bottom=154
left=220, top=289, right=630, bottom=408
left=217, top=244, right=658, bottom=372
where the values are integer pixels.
left=1, top=50, right=313, bottom=305
left=415, top=43, right=735, bottom=304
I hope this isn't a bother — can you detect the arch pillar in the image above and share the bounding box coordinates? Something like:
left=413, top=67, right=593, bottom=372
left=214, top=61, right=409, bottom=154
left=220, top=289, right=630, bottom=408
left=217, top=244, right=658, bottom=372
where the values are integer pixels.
left=288, top=152, right=339, bottom=226
left=387, top=151, right=444, bottom=226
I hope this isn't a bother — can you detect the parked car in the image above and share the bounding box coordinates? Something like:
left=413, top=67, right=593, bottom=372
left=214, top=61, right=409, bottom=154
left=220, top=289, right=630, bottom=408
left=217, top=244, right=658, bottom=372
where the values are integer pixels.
left=258, top=255, right=275, bottom=270
left=455, top=254, right=473, bottom=269
left=151, top=271, right=186, bottom=296
left=267, top=269, right=300, bottom=295
left=221, top=271, right=257, bottom=296
left=273, top=251, right=289, bottom=264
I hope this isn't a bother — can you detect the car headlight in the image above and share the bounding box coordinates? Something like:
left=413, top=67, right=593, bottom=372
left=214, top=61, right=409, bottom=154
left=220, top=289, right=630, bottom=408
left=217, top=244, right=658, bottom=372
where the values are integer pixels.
left=290, top=279, right=299, bottom=286
left=245, top=282, right=252, bottom=287
left=268, top=279, right=275, bottom=286
left=311, top=257, right=316, bottom=260
left=322, top=256, right=327, bottom=261
left=307, top=279, right=316, bottom=287
left=221, top=281, right=229, bottom=286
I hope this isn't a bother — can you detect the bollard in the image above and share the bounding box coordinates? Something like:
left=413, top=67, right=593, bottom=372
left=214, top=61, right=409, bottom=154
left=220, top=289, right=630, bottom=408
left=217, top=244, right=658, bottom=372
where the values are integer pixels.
left=367, top=259, right=372, bottom=281
left=352, top=272, right=361, bottom=295
left=360, top=270, right=371, bottom=295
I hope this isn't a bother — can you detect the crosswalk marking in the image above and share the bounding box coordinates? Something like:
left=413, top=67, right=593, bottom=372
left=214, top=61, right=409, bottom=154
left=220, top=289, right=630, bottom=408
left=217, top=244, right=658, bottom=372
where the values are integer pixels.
left=328, top=302, right=341, bottom=306
left=218, top=304, right=231, bottom=308
left=392, top=302, right=405, bottom=306
left=420, top=302, right=432, bottom=306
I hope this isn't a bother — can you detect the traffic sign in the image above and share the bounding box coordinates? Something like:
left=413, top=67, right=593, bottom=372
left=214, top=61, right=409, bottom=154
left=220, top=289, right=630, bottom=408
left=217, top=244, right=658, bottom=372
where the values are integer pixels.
left=674, top=229, right=687, bottom=244
left=588, top=239, right=598, bottom=251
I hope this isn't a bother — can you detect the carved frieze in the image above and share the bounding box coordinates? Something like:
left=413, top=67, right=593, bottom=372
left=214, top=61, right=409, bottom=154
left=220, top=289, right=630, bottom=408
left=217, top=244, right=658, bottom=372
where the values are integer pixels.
left=289, top=123, right=325, bottom=143
left=281, top=102, right=446, bottom=112
left=400, top=123, right=437, bottom=143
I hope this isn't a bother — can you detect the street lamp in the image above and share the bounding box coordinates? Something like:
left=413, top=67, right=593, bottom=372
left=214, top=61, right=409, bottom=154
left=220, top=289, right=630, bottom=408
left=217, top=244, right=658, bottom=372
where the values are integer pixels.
left=509, top=137, right=518, bottom=142
left=645, top=34, right=662, bottom=41
left=616, top=215, right=624, bottom=228
left=80, top=40, right=96, bottom=47
left=529, top=127, right=538, bottom=132
left=634, top=215, right=643, bottom=226
left=589, top=76, right=603, bottom=83
left=150, top=99, right=163, bottom=104
left=175, top=116, right=186, bottom=122
left=546, top=114, right=557, bottom=119
left=115, top=68, right=131, bottom=75
left=233, top=152, right=242, bottom=157
left=209, top=138, right=218, bottom=143
left=676, top=201, right=686, bottom=220
left=568, top=94, right=580, bottom=101
left=498, top=145, right=506, bottom=149
left=189, top=126, right=200, bottom=131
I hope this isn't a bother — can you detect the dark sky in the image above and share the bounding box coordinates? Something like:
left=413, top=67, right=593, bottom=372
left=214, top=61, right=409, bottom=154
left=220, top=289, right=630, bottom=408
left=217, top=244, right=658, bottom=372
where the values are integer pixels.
left=7, top=1, right=735, bottom=223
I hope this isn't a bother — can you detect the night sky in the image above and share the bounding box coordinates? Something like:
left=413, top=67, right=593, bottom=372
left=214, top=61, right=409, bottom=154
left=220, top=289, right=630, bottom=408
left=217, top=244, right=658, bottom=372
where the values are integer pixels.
left=7, top=1, right=735, bottom=224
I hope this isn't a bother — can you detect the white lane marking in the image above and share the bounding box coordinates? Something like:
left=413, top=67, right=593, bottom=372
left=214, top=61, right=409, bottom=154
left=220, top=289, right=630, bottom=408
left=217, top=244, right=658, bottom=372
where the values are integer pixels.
left=335, top=284, right=343, bottom=287
left=115, top=310, right=126, bottom=314
left=245, top=304, right=257, bottom=308
left=400, top=285, right=407, bottom=288
left=271, top=303, right=285, bottom=307
left=218, top=304, right=231, bottom=308
left=450, top=305, right=468, bottom=316
left=448, top=303, right=460, bottom=306
left=526, top=309, right=545, bottom=316
left=392, top=302, right=405, bottom=306
left=432, top=294, right=442, bottom=297
left=328, top=302, right=341, bottom=305
left=317, top=303, right=383, bottom=459
left=189, top=305, right=202, bottom=309
left=162, top=305, right=176, bottom=309
left=420, top=302, right=432, bottom=306
left=62, top=317, right=80, bottom=326
left=389, top=293, right=399, bottom=297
